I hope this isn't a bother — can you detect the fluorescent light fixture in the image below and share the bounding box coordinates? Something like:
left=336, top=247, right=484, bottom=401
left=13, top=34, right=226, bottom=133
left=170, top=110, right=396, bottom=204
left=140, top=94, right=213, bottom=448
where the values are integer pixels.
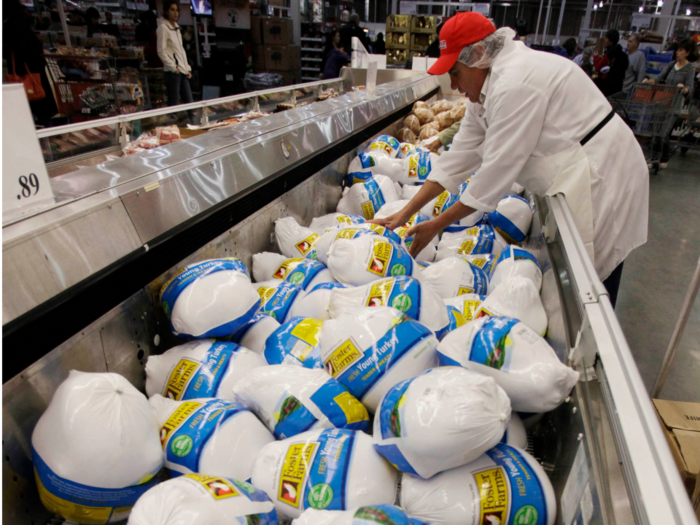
left=686, top=8, right=691, bottom=14
left=593, top=5, right=597, bottom=9
left=639, top=5, right=643, bottom=11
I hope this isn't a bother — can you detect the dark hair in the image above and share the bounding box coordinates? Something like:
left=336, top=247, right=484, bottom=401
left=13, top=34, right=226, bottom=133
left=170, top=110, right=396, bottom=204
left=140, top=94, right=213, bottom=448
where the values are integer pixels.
left=515, top=18, right=528, bottom=37
left=85, top=7, right=100, bottom=23
left=163, top=0, right=179, bottom=18
left=562, top=37, right=577, bottom=58
left=605, top=29, right=619, bottom=45
left=376, top=32, right=383, bottom=40
left=677, top=38, right=698, bottom=62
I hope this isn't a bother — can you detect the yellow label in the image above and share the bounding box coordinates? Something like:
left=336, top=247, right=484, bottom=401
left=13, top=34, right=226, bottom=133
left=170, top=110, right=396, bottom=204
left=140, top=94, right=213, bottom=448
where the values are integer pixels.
left=295, top=233, right=319, bottom=256
left=368, top=223, right=388, bottom=235
left=279, top=443, right=317, bottom=508
left=464, top=226, right=480, bottom=236
left=160, top=401, right=202, bottom=447
left=290, top=318, right=323, bottom=347
left=365, top=279, right=394, bottom=307
left=432, top=191, right=450, bottom=217
left=367, top=240, right=392, bottom=277
left=185, top=474, right=239, bottom=499
left=464, top=300, right=482, bottom=321
left=370, top=142, right=392, bottom=154
left=401, top=144, right=415, bottom=155
left=35, top=471, right=114, bottom=524
left=258, top=286, right=277, bottom=305
left=457, top=286, right=475, bottom=296
left=333, top=391, right=369, bottom=424
left=273, top=258, right=305, bottom=279
left=324, top=339, right=363, bottom=377
left=408, top=156, right=419, bottom=178
left=336, top=228, right=360, bottom=240
left=457, top=239, right=476, bottom=255
left=477, top=307, right=494, bottom=319
left=336, top=215, right=354, bottom=225
left=451, top=309, right=468, bottom=329
left=475, top=467, right=509, bottom=524
left=361, top=201, right=375, bottom=219
left=470, top=258, right=487, bottom=268
left=164, top=359, right=199, bottom=400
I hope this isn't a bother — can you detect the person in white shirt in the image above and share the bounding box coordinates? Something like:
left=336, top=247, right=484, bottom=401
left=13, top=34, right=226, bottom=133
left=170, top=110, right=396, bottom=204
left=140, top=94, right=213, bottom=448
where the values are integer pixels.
left=372, top=12, right=649, bottom=306
left=157, top=0, right=193, bottom=107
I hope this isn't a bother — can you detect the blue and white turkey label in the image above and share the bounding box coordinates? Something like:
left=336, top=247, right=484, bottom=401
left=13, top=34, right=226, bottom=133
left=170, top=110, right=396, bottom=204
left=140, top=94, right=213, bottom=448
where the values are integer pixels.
left=466, top=254, right=496, bottom=276
left=228, top=313, right=271, bottom=344
left=352, top=505, right=417, bottom=525
left=308, top=282, right=348, bottom=293
left=161, top=400, right=248, bottom=474
left=469, top=316, right=520, bottom=371
left=161, top=259, right=249, bottom=318
left=459, top=262, right=488, bottom=296
left=495, top=247, right=540, bottom=268
left=368, top=135, right=400, bottom=156
left=360, top=178, right=387, bottom=220
left=395, top=213, right=429, bottom=249
left=309, top=379, right=369, bottom=431
left=480, top=444, right=549, bottom=525
left=488, top=196, right=531, bottom=244
left=365, top=238, right=415, bottom=279
left=362, top=277, right=421, bottom=320
left=272, top=394, right=319, bottom=439
left=264, top=317, right=324, bottom=369
left=323, top=319, right=432, bottom=400
left=406, top=151, right=432, bottom=181
left=276, top=429, right=354, bottom=512
left=349, top=168, right=373, bottom=185
left=373, top=377, right=418, bottom=476
left=334, top=214, right=366, bottom=226
left=163, top=341, right=240, bottom=400
left=258, top=282, right=303, bottom=323
left=272, top=258, right=327, bottom=290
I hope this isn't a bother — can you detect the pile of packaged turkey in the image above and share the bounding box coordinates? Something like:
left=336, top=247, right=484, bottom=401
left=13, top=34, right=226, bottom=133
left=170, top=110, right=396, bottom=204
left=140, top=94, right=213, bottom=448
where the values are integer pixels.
left=32, top=126, right=579, bottom=525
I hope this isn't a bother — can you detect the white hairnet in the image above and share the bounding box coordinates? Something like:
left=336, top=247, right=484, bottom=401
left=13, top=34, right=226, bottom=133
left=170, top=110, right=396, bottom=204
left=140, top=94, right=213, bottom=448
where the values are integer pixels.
left=457, top=27, right=516, bottom=69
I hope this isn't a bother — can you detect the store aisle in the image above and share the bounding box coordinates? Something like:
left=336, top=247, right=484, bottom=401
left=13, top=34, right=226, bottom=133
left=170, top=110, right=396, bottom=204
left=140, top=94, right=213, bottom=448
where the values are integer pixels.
left=616, top=151, right=700, bottom=402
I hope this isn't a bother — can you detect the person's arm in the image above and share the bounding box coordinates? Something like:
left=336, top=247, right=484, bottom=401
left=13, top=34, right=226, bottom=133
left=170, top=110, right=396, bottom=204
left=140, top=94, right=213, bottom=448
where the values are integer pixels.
left=636, top=53, right=647, bottom=83
left=156, top=25, right=177, bottom=71
left=680, top=66, right=694, bottom=95
left=370, top=180, right=445, bottom=230
left=439, top=118, right=462, bottom=146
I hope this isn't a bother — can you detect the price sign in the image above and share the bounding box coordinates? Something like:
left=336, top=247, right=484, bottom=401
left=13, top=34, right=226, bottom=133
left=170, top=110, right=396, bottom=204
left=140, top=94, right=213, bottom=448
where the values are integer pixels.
left=3, top=84, right=55, bottom=222
left=366, top=61, right=378, bottom=97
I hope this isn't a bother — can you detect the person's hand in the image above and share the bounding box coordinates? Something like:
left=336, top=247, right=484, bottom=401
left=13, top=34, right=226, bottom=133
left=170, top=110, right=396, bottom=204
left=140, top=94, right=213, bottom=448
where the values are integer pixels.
left=643, top=78, right=654, bottom=84
left=368, top=210, right=411, bottom=231
left=425, top=136, right=442, bottom=152
left=187, top=71, right=192, bottom=79
left=404, top=220, right=441, bottom=258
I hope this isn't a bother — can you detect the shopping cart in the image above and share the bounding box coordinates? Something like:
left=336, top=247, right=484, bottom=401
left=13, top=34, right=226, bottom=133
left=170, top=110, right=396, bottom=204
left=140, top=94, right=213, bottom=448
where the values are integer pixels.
left=609, top=83, right=684, bottom=174
left=672, top=101, right=700, bottom=155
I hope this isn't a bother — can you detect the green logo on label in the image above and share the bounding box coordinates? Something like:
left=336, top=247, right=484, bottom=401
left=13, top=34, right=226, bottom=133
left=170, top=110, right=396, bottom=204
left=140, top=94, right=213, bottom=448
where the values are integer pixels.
left=287, top=272, right=304, bottom=285
left=391, top=293, right=412, bottom=312
left=419, top=166, right=428, bottom=177
left=170, top=435, right=193, bottom=457
left=308, top=483, right=333, bottom=509
left=233, top=479, right=256, bottom=494
left=514, top=505, right=539, bottom=525
left=390, top=264, right=406, bottom=276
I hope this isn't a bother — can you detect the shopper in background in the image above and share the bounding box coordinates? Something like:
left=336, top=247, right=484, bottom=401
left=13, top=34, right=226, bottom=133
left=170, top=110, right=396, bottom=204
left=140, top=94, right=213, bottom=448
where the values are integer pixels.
left=594, top=29, right=619, bottom=73
left=555, top=37, right=577, bottom=59
left=340, top=13, right=370, bottom=55
left=102, top=11, right=122, bottom=41
left=371, top=12, right=648, bottom=307
left=322, top=42, right=351, bottom=79
left=573, top=46, right=595, bottom=77
left=136, top=10, right=162, bottom=68
left=623, top=33, right=646, bottom=93
left=85, top=7, right=103, bottom=37
left=320, top=29, right=342, bottom=78
left=157, top=0, right=193, bottom=107
left=594, top=41, right=628, bottom=97
left=374, top=32, right=386, bottom=55
left=644, top=38, right=698, bottom=168
left=3, top=0, right=57, bottom=126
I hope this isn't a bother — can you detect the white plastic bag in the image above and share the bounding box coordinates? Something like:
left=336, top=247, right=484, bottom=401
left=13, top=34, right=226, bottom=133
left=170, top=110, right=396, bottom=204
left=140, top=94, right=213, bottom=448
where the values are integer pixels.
left=256, top=281, right=306, bottom=323
left=327, top=236, right=420, bottom=286
left=293, top=505, right=422, bottom=525
left=502, top=412, right=528, bottom=449
left=289, top=282, right=350, bottom=321
left=264, top=317, right=325, bottom=368
left=320, top=306, right=438, bottom=412
left=490, top=246, right=543, bottom=291
left=32, top=371, right=163, bottom=524
left=373, top=367, right=511, bottom=479
left=437, top=316, right=579, bottom=412
left=364, top=134, right=400, bottom=157
left=314, top=224, right=404, bottom=266
left=128, top=475, right=279, bottom=525
left=328, top=276, right=449, bottom=335
left=435, top=226, right=500, bottom=262
left=347, top=153, right=404, bottom=184
left=477, top=276, right=548, bottom=335
left=145, top=340, right=267, bottom=400
left=309, top=213, right=366, bottom=233
left=454, top=253, right=496, bottom=276
left=443, top=293, right=486, bottom=335
left=487, top=195, right=533, bottom=243
left=253, top=252, right=336, bottom=290
left=336, top=175, right=399, bottom=220
left=400, top=444, right=556, bottom=525
left=230, top=313, right=281, bottom=355
left=252, top=428, right=397, bottom=519
left=150, top=395, right=274, bottom=481
left=233, top=365, right=369, bottom=439
left=275, top=217, right=321, bottom=259
left=161, top=259, right=260, bottom=338
left=420, top=257, right=490, bottom=298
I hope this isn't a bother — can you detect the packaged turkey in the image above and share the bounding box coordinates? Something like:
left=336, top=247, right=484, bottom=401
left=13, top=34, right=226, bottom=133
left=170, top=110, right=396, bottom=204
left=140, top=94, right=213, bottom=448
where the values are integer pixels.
left=145, top=340, right=267, bottom=400
left=253, top=252, right=335, bottom=290
left=230, top=313, right=281, bottom=355
left=309, top=213, right=365, bottom=233
left=293, top=505, right=425, bottom=525
left=490, top=246, right=543, bottom=291
left=443, top=293, right=486, bottom=334
left=288, top=282, right=350, bottom=321
left=32, top=371, right=163, bottom=524
left=275, top=217, right=321, bottom=259
left=373, top=367, right=511, bottom=478
left=437, top=316, right=579, bottom=412
left=255, top=280, right=305, bottom=323
left=160, top=258, right=260, bottom=338
left=336, top=175, right=399, bottom=220
left=233, top=365, right=369, bottom=439
left=487, top=195, right=533, bottom=243
left=420, top=257, right=490, bottom=298
left=364, top=135, right=400, bottom=158
left=264, top=316, right=325, bottom=368
left=252, top=428, right=397, bottom=519
left=314, top=223, right=403, bottom=265
left=320, top=306, right=438, bottom=412
left=476, top=276, right=548, bottom=335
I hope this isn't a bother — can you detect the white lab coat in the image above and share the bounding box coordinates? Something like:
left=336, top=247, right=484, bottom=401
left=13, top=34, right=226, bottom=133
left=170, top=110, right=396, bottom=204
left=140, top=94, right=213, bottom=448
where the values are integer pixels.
left=428, top=37, right=648, bottom=281
left=157, top=19, right=191, bottom=75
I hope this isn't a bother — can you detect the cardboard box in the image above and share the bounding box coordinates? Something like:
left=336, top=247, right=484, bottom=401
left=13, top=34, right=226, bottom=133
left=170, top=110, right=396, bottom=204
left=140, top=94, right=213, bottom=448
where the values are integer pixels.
left=263, top=17, right=293, bottom=45
left=693, top=470, right=700, bottom=521
left=653, top=399, right=700, bottom=495
left=264, top=44, right=300, bottom=71
left=251, top=16, right=264, bottom=43
left=252, top=45, right=266, bottom=70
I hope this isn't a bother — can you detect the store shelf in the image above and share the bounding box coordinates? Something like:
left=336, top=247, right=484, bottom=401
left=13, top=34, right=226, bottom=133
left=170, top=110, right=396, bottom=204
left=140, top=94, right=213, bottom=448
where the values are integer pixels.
left=301, top=37, right=323, bottom=42
left=302, top=67, right=319, bottom=72
left=302, top=76, right=320, bottom=81
left=302, top=57, right=322, bottom=62
left=301, top=47, right=323, bottom=52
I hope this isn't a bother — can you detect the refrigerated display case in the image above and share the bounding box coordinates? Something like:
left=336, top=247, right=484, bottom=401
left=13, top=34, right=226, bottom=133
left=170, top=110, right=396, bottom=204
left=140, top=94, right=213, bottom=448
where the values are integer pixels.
left=2, top=70, right=697, bottom=525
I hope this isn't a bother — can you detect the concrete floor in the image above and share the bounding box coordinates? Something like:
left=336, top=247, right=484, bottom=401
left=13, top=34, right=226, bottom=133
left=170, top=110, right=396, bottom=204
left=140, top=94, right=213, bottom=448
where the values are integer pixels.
left=615, top=150, right=700, bottom=402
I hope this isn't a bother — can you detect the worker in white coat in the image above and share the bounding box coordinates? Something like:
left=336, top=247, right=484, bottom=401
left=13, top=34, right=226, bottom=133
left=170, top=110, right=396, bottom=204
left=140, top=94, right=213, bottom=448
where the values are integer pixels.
left=373, top=12, right=648, bottom=306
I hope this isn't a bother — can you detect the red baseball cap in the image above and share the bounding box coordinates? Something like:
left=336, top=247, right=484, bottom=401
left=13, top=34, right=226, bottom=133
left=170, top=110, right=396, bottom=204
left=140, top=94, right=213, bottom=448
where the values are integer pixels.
left=428, top=12, right=497, bottom=75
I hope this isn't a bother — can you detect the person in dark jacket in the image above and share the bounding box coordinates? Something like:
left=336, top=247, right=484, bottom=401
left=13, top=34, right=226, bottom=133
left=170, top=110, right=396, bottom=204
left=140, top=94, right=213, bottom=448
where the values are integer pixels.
left=85, top=7, right=102, bottom=37
left=340, top=13, right=370, bottom=54
left=322, top=46, right=351, bottom=79
left=320, top=29, right=341, bottom=78
left=594, top=43, right=628, bottom=97
left=3, top=0, right=57, bottom=126
left=374, top=33, right=385, bottom=55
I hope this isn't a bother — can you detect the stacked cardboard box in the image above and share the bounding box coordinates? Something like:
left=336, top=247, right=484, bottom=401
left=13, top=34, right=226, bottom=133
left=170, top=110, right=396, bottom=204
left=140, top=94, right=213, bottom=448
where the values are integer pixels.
left=251, top=16, right=301, bottom=86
